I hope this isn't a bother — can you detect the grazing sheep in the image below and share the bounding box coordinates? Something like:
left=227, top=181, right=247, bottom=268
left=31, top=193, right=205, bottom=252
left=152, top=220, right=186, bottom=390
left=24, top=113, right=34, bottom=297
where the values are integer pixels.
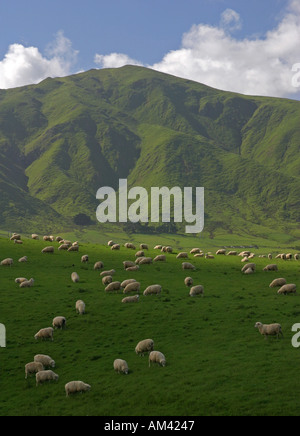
left=143, top=285, right=162, bottom=296
left=124, top=243, right=136, bottom=250
left=105, top=281, right=121, bottom=292
left=34, top=327, right=54, bottom=342
left=19, top=278, right=34, bottom=288
left=32, top=234, right=39, bottom=240
left=227, top=251, right=237, bottom=256
left=254, top=322, right=283, bottom=339
left=94, top=261, right=104, bottom=270
left=243, top=268, right=254, bottom=275
left=102, top=275, right=113, bottom=286
left=184, top=277, right=193, bottom=287
left=123, top=282, right=140, bottom=294
left=76, top=300, right=86, bottom=315
left=153, top=255, right=166, bottom=262
left=34, top=355, right=55, bottom=368
left=67, top=245, right=79, bottom=252
left=189, top=285, right=204, bottom=297
left=123, top=261, right=136, bottom=269
left=52, top=316, right=66, bottom=329
left=100, top=269, right=116, bottom=277
left=81, top=255, right=89, bottom=263
left=194, top=253, right=204, bottom=258
left=43, top=236, right=52, bottom=242
left=182, top=262, right=196, bottom=271
left=277, top=284, right=297, bottom=295
left=36, top=370, right=59, bottom=386
left=149, top=351, right=166, bottom=367
left=41, top=246, right=54, bottom=254
left=263, top=264, right=278, bottom=272
left=154, top=245, right=162, bottom=250
left=56, top=236, right=63, bottom=242
left=65, top=381, right=91, bottom=397
left=135, top=250, right=145, bottom=258
left=14, top=239, right=23, bottom=245
left=114, top=359, right=129, bottom=374
left=58, top=244, right=69, bottom=251
left=135, top=339, right=154, bottom=356
left=177, top=252, right=189, bottom=259
left=121, top=279, right=137, bottom=288
left=18, top=256, right=27, bottom=263
left=216, top=249, right=226, bottom=255
left=268, top=253, right=273, bottom=260
left=294, top=254, right=299, bottom=260
left=122, top=295, right=140, bottom=303
left=269, top=278, right=287, bottom=288
left=15, top=277, right=28, bottom=284
left=25, top=362, right=44, bottom=379
left=10, top=234, right=21, bottom=241
left=71, top=272, right=80, bottom=283
left=162, top=246, right=173, bottom=253
left=241, top=263, right=256, bottom=273
left=107, top=240, right=115, bottom=247
left=126, top=265, right=140, bottom=272
left=1, top=258, right=13, bottom=266
left=139, top=257, right=153, bottom=265
left=190, top=248, right=201, bottom=254
left=140, top=244, right=148, bottom=250
left=205, top=254, right=215, bottom=259
left=111, top=244, right=120, bottom=250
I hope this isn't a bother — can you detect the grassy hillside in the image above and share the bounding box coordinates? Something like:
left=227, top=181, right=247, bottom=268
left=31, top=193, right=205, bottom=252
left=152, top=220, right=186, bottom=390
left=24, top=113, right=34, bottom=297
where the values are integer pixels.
left=0, top=235, right=300, bottom=416
left=0, top=66, right=299, bottom=238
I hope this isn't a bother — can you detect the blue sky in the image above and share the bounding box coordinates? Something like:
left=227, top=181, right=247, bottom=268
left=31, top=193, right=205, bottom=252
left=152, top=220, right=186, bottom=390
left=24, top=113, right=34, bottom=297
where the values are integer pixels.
left=0, top=0, right=299, bottom=99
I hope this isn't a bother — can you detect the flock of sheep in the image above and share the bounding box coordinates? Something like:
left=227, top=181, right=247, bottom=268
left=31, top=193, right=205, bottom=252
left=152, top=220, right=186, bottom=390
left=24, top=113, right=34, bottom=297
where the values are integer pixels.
left=1, top=232, right=299, bottom=399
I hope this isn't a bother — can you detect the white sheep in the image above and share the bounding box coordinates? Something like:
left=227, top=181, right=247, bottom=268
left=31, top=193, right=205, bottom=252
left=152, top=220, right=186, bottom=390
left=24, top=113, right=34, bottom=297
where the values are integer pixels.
left=254, top=322, right=283, bottom=339
left=121, top=279, right=137, bottom=288
left=15, top=277, right=28, bottom=284
left=176, top=252, right=189, bottom=259
left=149, top=351, right=166, bottom=367
left=32, top=234, right=39, bottom=240
left=143, top=285, right=162, bottom=296
left=277, top=284, right=297, bottom=295
left=18, top=256, right=27, bottom=263
left=65, top=381, right=91, bottom=397
left=105, top=281, right=121, bottom=292
left=111, top=244, right=120, bottom=250
left=139, top=257, right=153, bottom=265
left=113, top=359, right=129, bottom=374
left=269, top=278, right=287, bottom=288
left=102, top=275, right=113, bottom=286
left=140, top=244, right=148, bottom=250
left=122, top=295, right=140, bottom=303
left=124, top=242, right=136, bottom=249
left=189, top=285, right=204, bottom=297
left=52, top=316, right=66, bottom=329
left=126, top=265, right=140, bottom=272
left=81, top=255, right=89, bottom=263
left=34, top=355, right=56, bottom=368
left=34, top=327, right=54, bottom=341
left=263, top=264, right=278, bottom=272
left=135, top=339, right=154, bottom=356
left=216, top=249, right=226, bottom=255
left=36, top=370, right=59, bottom=386
left=100, top=269, right=116, bottom=277
left=123, top=282, right=140, bottom=294
left=41, top=246, right=54, bottom=254
left=58, top=244, right=69, bottom=251
left=67, top=245, right=79, bottom=252
left=76, top=300, right=86, bottom=315
left=94, top=261, right=104, bottom=270
left=153, top=255, right=166, bottom=262
left=184, top=277, right=193, bottom=287
left=190, top=248, right=201, bottom=254
left=25, top=362, right=44, bottom=379
left=71, top=272, right=80, bottom=283
left=123, top=260, right=136, bottom=269
left=1, top=258, right=13, bottom=266
left=241, top=263, right=256, bottom=273
left=182, top=262, right=196, bottom=271
left=19, top=278, right=34, bottom=288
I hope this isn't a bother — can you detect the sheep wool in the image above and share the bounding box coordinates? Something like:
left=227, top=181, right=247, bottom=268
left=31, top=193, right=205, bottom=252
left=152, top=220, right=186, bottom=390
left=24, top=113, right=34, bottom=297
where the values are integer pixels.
left=255, top=322, right=283, bottom=339
left=36, top=370, right=59, bottom=386
left=135, top=339, right=154, bottom=356
left=149, top=351, right=166, bottom=367
left=34, top=355, right=56, bottom=368
left=65, top=381, right=91, bottom=397
left=113, top=359, right=129, bottom=374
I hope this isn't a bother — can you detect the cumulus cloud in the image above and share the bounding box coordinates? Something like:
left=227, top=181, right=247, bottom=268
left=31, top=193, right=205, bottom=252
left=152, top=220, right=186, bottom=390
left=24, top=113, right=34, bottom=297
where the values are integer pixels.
left=94, top=52, right=142, bottom=69
left=0, top=31, right=78, bottom=89
left=220, top=9, right=242, bottom=32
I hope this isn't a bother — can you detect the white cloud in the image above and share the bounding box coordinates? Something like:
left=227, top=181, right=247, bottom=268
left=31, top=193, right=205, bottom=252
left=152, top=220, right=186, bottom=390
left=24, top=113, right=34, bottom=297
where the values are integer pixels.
left=94, top=52, right=142, bottom=69
left=0, top=31, right=78, bottom=89
left=220, top=9, right=242, bottom=32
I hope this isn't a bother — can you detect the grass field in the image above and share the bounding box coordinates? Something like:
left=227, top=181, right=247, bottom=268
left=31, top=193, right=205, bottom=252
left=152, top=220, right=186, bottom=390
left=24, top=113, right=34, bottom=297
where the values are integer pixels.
left=0, top=233, right=300, bottom=416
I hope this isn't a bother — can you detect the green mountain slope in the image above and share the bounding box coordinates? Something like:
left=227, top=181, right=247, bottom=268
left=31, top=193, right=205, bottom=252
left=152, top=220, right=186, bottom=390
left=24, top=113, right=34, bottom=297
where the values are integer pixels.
left=0, top=66, right=299, bottom=237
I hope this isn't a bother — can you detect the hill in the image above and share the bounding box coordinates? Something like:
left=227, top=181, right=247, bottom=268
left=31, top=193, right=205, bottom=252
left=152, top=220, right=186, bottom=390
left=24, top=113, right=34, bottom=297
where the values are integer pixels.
left=0, top=66, right=299, bottom=239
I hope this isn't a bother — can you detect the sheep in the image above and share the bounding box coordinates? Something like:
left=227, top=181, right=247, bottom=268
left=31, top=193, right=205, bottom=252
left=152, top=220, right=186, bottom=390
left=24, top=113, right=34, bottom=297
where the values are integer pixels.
left=182, top=262, right=196, bottom=271
left=76, top=300, right=86, bottom=315
left=124, top=243, right=136, bottom=250
left=135, top=257, right=145, bottom=265
left=100, top=269, right=116, bottom=277
left=114, top=359, right=129, bottom=374
left=81, top=255, right=89, bottom=263
left=61, top=240, right=72, bottom=246
left=139, top=257, right=153, bottom=265
left=34, top=327, right=54, bottom=342
left=216, top=249, right=226, bottom=255
left=263, top=264, right=278, bottom=272
left=19, top=278, right=34, bottom=288
left=58, top=244, right=69, bottom=251
left=43, top=236, right=52, bottom=242
left=105, top=281, right=121, bottom=292
left=143, top=285, right=162, bottom=296
left=25, top=362, right=44, bottom=379
left=184, top=277, right=193, bottom=287
left=94, top=261, right=104, bottom=270
left=67, top=245, right=79, bottom=252
left=269, top=278, right=287, bottom=288
left=111, top=244, right=120, bottom=250
left=153, top=255, right=166, bottom=262
left=154, top=245, right=162, bottom=250
left=10, top=234, right=21, bottom=241
left=162, top=246, right=173, bottom=253
left=194, top=253, right=204, bottom=258
left=102, top=275, right=113, bottom=286
left=52, top=316, right=66, bottom=329
left=15, top=277, right=28, bottom=284
left=176, top=252, right=188, bottom=259
left=294, top=254, right=299, bottom=260
left=1, top=258, right=13, bottom=266
left=140, top=244, right=148, bottom=250
left=121, top=279, right=137, bottom=288
left=123, top=260, right=136, bottom=270
left=227, top=251, right=237, bottom=256
left=71, top=272, right=80, bottom=283
left=243, top=268, right=254, bottom=275
left=189, top=285, right=204, bottom=297
left=18, top=256, right=27, bottom=263
left=241, top=263, right=256, bottom=273
left=149, top=351, right=166, bottom=367
left=122, top=295, right=140, bottom=303
left=36, top=370, right=59, bottom=386
left=126, top=265, right=140, bottom=272
left=135, top=250, right=145, bottom=258
left=135, top=339, right=154, bottom=356
left=41, top=246, right=54, bottom=254
left=205, top=254, right=215, bottom=259
left=65, top=381, right=91, bottom=397
left=254, top=322, right=283, bottom=339
left=190, top=248, right=201, bottom=254
left=34, top=355, right=55, bottom=369
left=56, top=236, right=63, bottom=242
left=123, top=282, right=140, bottom=294
left=277, top=284, right=297, bottom=295
left=32, top=234, right=39, bottom=240
left=107, top=240, right=115, bottom=247
left=14, top=239, right=23, bottom=245
left=268, top=253, right=273, bottom=260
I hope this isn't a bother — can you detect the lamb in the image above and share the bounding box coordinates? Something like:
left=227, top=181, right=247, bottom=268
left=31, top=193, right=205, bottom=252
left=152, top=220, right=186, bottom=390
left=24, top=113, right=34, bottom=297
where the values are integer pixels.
left=71, top=272, right=80, bottom=283
left=36, top=370, right=59, bottom=386
left=123, top=282, right=140, bottom=294
left=100, top=269, right=116, bottom=277
left=94, top=261, right=104, bottom=270
left=81, top=255, right=89, bottom=263
left=269, top=278, right=287, bottom=288
left=122, top=295, right=140, bottom=303
left=65, top=381, right=91, bottom=397
left=182, top=262, right=196, bottom=271
left=102, top=275, right=113, bottom=286
left=34, top=327, right=54, bottom=341
left=254, top=322, right=283, bottom=339
left=277, top=284, right=297, bottom=295
left=176, top=252, right=189, bottom=259
left=25, top=362, right=44, bottom=379
left=18, top=256, right=28, bottom=263
left=123, top=260, right=136, bottom=269
left=143, top=285, right=162, bottom=296
left=149, top=351, right=166, bottom=367
left=41, top=246, right=54, bottom=254
left=1, top=258, right=13, bottom=266
left=105, top=281, right=121, bottom=292
left=52, top=316, right=66, bottom=329
left=135, top=339, right=154, bottom=356
left=153, top=255, right=166, bottom=262
left=189, top=285, right=204, bottom=297
left=114, top=359, right=129, bottom=374
left=34, top=355, right=56, bottom=368
left=184, top=277, right=193, bottom=287
left=76, top=300, right=86, bottom=315
left=19, top=278, right=34, bottom=288
left=263, top=264, right=278, bottom=271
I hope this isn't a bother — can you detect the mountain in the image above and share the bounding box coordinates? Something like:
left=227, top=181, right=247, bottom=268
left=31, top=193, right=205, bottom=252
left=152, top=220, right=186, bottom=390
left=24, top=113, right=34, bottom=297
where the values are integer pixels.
left=0, top=65, right=299, bottom=238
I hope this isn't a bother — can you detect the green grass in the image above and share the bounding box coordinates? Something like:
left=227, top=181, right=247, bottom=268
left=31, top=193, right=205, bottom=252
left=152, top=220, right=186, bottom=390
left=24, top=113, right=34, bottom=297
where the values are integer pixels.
left=1, top=234, right=300, bottom=416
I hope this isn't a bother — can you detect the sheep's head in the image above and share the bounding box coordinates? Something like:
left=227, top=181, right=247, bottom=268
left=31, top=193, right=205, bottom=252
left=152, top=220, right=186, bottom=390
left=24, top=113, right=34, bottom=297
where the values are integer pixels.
left=254, top=322, right=263, bottom=329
